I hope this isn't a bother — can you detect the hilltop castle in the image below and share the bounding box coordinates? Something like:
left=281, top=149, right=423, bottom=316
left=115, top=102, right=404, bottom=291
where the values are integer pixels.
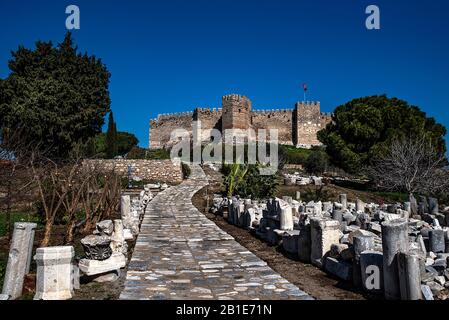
left=149, top=94, right=332, bottom=149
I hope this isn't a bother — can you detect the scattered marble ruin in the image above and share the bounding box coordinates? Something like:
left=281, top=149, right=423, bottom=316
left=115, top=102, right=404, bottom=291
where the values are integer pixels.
left=211, top=192, right=449, bottom=300
left=1, top=182, right=158, bottom=300
left=78, top=186, right=155, bottom=284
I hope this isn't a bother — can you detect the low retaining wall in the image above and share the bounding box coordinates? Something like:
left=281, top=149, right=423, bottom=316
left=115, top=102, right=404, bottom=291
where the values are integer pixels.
left=83, top=159, right=183, bottom=184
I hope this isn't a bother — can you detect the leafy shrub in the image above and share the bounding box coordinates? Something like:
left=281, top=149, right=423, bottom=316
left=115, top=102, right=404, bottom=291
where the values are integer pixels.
left=222, top=163, right=279, bottom=199
left=279, top=145, right=312, bottom=165
left=305, top=149, right=329, bottom=175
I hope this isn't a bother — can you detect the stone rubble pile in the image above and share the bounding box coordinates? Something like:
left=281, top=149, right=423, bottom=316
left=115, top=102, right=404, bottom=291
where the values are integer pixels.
left=283, top=172, right=323, bottom=186
left=211, top=193, right=449, bottom=300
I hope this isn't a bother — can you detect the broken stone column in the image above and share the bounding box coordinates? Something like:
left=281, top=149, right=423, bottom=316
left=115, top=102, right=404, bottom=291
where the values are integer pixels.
left=1, top=222, right=37, bottom=299
left=409, top=194, right=418, bottom=216
left=228, top=197, right=237, bottom=224
left=243, top=208, right=256, bottom=230
left=353, top=235, right=375, bottom=259
left=295, top=191, right=301, bottom=201
left=360, top=251, right=383, bottom=293
left=339, top=194, right=347, bottom=210
left=416, top=234, right=427, bottom=255
left=229, top=197, right=243, bottom=226
left=129, top=210, right=141, bottom=236
left=310, top=218, right=341, bottom=267
left=429, top=229, right=445, bottom=253
left=297, top=224, right=311, bottom=263
left=353, top=235, right=374, bottom=287
left=397, top=252, right=422, bottom=300
left=71, top=264, right=80, bottom=290
left=34, top=246, right=74, bottom=300
left=237, top=203, right=245, bottom=227
left=381, top=219, right=409, bottom=300
left=419, top=196, right=429, bottom=213
left=403, top=202, right=411, bottom=214
left=280, top=202, right=293, bottom=231
left=111, top=219, right=128, bottom=254
left=356, top=199, right=365, bottom=213
left=120, top=195, right=132, bottom=228
left=332, top=209, right=343, bottom=224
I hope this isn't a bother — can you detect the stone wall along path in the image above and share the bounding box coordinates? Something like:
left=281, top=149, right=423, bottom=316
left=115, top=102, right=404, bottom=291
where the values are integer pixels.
left=120, top=164, right=313, bottom=300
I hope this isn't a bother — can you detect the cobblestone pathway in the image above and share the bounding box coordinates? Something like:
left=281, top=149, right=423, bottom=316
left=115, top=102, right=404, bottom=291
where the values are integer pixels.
left=120, top=165, right=313, bottom=300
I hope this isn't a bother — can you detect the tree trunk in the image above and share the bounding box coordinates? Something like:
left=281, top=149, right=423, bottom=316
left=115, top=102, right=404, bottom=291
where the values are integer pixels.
left=65, top=219, right=76, bottom=244
left=40, top=219, right=53, bottom=247
left=83, top=217, right=93, bottom=234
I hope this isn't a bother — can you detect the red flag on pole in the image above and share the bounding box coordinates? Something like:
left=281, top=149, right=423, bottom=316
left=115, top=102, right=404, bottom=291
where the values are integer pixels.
left=303, top=83, right=308, bottom=92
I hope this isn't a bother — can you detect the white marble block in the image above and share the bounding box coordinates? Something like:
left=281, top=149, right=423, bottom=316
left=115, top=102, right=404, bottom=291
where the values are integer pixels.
left=34, top=246, right=74, bottom=300
left=78, top=252, right=126, bottom=276
left=280, top=202, right=293, bottom=231
left=310, top=218, right=341, bottom=267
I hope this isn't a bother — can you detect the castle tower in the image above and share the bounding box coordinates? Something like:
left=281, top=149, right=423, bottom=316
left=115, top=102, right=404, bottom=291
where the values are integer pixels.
left=221, top=94, right=252, bottom=131
left=293, top=101, right=323, bottom=147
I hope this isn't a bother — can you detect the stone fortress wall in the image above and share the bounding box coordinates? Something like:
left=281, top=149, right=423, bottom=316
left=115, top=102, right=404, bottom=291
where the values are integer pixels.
left=149, top=94, right=332, bottom=149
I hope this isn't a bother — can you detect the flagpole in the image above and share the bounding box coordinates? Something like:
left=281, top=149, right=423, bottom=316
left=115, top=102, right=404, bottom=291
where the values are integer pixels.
left=302, top=82, right=307, bottom=102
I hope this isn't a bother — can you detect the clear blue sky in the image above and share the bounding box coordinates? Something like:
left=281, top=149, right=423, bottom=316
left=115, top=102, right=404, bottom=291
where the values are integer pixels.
left=1, top=0, right=448, bottom=148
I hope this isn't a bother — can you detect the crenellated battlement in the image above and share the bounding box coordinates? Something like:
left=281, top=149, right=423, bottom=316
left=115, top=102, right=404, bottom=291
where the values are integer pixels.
left=156, top=111, right=193, bottom=120
left=194, top=107, right=222, bottom=114
left=252, top=108, right=293, bottom=114
left=222, top=94, right=250, bottom=103
left=295, top=101, right=320, bottom=107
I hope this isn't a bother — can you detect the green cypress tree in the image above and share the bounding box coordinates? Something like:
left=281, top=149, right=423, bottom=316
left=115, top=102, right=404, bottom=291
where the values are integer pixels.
left=105, top=112, right=118, bottom=158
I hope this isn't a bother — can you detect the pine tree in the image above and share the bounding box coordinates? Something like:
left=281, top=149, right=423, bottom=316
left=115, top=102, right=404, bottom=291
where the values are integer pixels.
left=105, top=112, right=118, bottom=158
